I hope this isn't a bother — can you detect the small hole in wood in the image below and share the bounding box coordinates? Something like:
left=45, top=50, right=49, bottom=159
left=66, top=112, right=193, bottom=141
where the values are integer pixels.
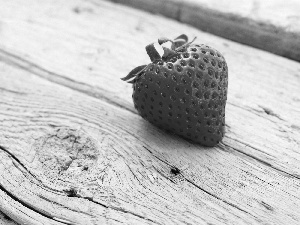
left=83, top=166, right=89, bottom=171
left=65, top=188, right=78, bottom=197
left=170, top=167, right=180, bottom=175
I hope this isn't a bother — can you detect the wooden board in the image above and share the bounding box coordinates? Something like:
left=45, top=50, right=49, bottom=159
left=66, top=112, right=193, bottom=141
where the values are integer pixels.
left=109, top=0, right=300, bottom=62
left=0, top=0, right=300, bottom=224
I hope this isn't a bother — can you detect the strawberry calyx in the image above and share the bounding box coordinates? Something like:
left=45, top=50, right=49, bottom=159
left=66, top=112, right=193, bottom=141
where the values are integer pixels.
left=121, top=34, right=196, bottom=83
left=160, top=36, right=197, bottom=60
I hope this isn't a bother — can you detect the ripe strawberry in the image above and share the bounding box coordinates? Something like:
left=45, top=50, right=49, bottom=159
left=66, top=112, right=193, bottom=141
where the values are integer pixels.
left=122, top=35, right=228, bottom=147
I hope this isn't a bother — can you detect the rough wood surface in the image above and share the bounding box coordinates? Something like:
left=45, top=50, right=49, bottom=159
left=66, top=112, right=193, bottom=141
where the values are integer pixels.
left=0, top=211, right=18, bottom=225
left=109, top=0, right=300, bottom=62
left=0, top=0, right=300, bottom=224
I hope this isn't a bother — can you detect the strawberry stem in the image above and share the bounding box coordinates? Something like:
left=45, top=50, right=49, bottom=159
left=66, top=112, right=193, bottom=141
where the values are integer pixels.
left=146, top=43, right=162, bottom=62
left=175, top=36, right=197, bottom=52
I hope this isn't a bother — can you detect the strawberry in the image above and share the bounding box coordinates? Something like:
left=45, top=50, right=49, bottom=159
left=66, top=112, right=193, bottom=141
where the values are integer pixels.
left=122, top=34, right=228, bottom=147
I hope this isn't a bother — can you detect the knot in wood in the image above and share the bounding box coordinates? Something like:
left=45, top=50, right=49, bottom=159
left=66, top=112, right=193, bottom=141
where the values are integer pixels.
left=31, top=127, right=101, bottom=188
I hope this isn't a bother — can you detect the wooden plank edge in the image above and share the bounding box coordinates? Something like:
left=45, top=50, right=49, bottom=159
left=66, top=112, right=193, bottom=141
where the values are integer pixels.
left=106, top=0, right=300, bottom=62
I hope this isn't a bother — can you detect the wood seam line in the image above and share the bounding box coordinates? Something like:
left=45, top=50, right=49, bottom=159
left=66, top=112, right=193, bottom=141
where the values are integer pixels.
left=0, top=146, right=162, bottom=225
left=0, top=48, right=297, bottom=180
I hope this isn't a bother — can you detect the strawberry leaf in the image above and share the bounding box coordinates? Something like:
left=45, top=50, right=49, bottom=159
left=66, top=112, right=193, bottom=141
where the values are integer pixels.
left=174, top=34, right=188, bottom=42
left=158, top=37, right=172, bottom=45
left=121, top=65, right=147, bottom=81
left=172, top=34, right=188, bottom=49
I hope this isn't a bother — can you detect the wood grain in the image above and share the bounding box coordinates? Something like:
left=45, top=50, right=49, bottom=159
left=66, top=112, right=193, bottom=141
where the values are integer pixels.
left=1, top=60, right=300, bottom=225
left=0, top=211, right=18, bottom=225
left=0, top=0, right=300, bottom=224
left=109, top=0, right=300, bottom=62
left=0, top=0, right=299, bottom=176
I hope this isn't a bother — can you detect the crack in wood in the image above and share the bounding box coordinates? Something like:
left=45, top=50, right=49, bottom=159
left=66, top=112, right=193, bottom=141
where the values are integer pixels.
left=0, top=87, right=27, bottom=95
left=0, top=146, right=43, bottom=185
left=228, top=102, right=286, bottom=123
left=258, top=105, right=283, bottom=121
left=0, top=184, right=71, bottom=225
left=152, top=166, right=176, bottom=184
left=143, top=146, right=186, bottom=182
left=0, top=145, right=67, bottom=195
left=260, top=201, right=274, bottom=211
left=183, top=178, right=254, bottom=217
left=220, top=141, right=299, bottom=179
left=0, top=211, right=13, bottom=224
left=143, top=146, right=173, bottom=168
left=2, top=212, right=12, bottom=221
left=65, top=188, right=161, bottom=225
left=108, top=205, right=161, bottom=225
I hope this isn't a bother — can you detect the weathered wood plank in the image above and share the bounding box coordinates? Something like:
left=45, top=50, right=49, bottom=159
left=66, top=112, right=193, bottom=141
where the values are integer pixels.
left=0, top=0, right=299, bottom=176
left=0, top=60, right=300, bottom=224
left=0, top=0, right=300, bottom=224
left=108, top=0, right=300, bottom=62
